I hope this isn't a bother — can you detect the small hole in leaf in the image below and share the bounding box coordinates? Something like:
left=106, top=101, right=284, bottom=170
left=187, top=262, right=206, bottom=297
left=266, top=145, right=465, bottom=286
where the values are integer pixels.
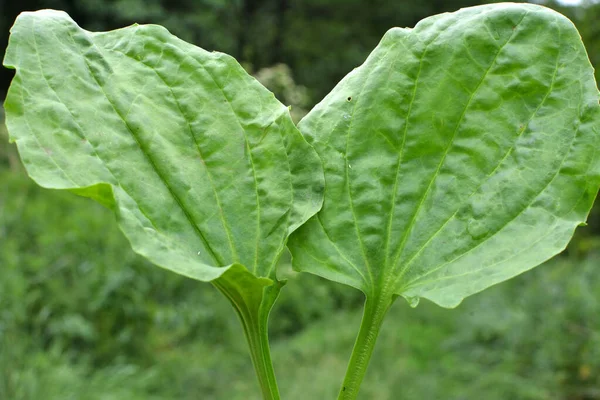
left=347, top=96, right=352, bottom=101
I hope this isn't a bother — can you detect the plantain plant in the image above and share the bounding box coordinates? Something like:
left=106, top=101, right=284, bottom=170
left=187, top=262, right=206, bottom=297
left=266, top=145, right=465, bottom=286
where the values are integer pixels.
left=3, top=9, right=325, bottom=399
left=3, top=3, right=599, bottom=399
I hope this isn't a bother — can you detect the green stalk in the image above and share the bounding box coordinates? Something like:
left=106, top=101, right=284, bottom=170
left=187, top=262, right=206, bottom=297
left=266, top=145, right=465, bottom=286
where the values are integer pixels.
left=213, top=279, right=282, bottom=400
left=236, top=296, right=280, bottom=400
left=338, top=293, right=395, bottom=400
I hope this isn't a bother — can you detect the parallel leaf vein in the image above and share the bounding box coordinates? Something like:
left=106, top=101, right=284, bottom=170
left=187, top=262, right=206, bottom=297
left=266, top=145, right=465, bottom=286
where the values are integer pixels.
left=390, top=12, right=529, bottom=282
left=382, top=25, right=447, bottom=273
left=315, top=213, right=367, bottom=283
left=66, top=27, right=223, bottom=264
left=393, top=19, right=562, bottom=285
left=113, top=32, right=240, bottom=262
left=189, top=57, right=264, bottom=275
left=405, top=32, right=581, bottom=289
left=33, top=22, right=164, bottom=234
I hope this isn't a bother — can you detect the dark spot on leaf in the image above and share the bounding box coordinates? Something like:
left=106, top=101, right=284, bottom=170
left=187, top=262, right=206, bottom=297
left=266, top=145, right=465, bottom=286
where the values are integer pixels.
left=342, top=387, right=346, bottom=391
left=347, top=96, right=352, bottom=102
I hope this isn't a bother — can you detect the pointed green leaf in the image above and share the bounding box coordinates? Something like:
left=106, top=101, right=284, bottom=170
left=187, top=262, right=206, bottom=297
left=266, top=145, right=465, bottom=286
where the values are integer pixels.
left=4, top=13, right=324, bottom=396
left=4, top=10, right=324, bottom=285
left=289, top=3, right=600, bottom=308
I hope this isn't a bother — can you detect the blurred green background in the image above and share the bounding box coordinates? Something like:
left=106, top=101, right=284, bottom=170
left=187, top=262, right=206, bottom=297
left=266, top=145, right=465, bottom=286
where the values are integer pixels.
left=0, top=0, right=599, bottom=399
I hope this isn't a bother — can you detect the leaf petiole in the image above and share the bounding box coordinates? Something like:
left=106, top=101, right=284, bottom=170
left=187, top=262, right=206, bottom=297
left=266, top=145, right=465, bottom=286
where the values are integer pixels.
left=213, top=266, right=283, bottom=400
left=236, top=287, right=281, bottom=400
left=338, top=293, right=396, bottom=400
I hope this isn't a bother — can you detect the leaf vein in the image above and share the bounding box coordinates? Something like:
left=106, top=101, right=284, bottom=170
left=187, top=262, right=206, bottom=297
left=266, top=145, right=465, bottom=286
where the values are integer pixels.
left=112, top=31, right=240, bottom=262
left=390, top=11, right=530, bottom=282
left=393, top=19, right=562, bottom=283
left=315, top=213, right=368, bottom=284
left=67, top=27, right=223, bottom=264
left=382, top=26, right=446, bottom=273
left=403, top=24, right=581, bottom=289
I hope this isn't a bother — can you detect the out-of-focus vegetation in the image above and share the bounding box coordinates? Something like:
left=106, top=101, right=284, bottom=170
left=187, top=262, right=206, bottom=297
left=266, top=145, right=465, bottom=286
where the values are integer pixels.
left=1, top=0, right=599, bottom=398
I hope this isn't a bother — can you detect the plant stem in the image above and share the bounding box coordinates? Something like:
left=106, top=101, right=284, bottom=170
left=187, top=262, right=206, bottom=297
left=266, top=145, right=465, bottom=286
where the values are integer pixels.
left=213, top=275, right=282, bottom=400
left=338, top=293, right=395, bottom=400
left=239, top=299, right=280, bottom=400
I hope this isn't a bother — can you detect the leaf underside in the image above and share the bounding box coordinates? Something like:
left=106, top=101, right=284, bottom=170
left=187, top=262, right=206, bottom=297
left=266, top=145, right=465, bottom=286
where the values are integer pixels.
left=3, top=10, right=324, bottom=284
left=288, top=3, right=600, bottom=308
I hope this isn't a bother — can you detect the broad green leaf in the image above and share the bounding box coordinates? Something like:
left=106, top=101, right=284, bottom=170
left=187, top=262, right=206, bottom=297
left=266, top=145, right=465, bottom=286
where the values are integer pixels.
left=289, top=3, right=600, bottom=308
left=4, top=11, right=324, bottom=397
left=3, top=10, right=323, bottom=285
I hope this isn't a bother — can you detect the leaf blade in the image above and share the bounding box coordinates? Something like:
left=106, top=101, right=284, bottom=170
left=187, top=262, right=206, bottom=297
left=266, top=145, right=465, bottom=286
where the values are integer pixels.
left=289, top=3, right=600, bottom=307
left=4, top=10, right=324, bottom=282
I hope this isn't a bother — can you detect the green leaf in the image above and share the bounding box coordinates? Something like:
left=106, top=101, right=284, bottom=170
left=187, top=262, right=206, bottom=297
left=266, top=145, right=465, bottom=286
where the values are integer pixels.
left=4, top=9, right=323, bottom=284
left=289, top=3, right=600, bottom=309
left=3, top=10, right=324, bottom=399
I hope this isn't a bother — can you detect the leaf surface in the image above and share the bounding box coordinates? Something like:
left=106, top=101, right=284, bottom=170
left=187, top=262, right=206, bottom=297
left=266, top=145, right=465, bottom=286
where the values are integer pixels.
left=3, top=10, right=324, bottom=284
left=289, top=3, right=600, bottom=307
